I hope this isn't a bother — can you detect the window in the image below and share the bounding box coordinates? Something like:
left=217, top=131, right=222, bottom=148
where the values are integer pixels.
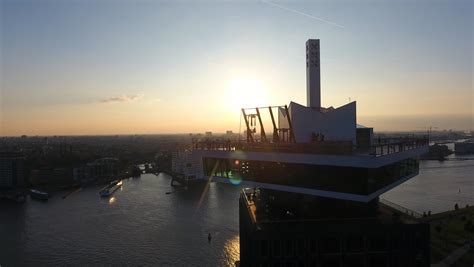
left=343, top=255, right=364, bottom=267
left=345, top=235, right=364, bottom=252
left=369, top=255, right=388, bottom=267
left=321, top=237, right=340, bottom=253
left=285, top=240, right=293, bottom=257
left=261, top=240, right=269, bottom=257
left=309, top=239, right=317, bottom=254
left=368, top=236, right=387, bottom=251
left=273, top=240, right=281, bottom=257
left=297, top=239, right=305, bottom=256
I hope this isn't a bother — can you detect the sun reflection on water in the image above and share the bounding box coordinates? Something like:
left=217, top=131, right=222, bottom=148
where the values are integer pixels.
left=222, top=234, right=240, bottom=266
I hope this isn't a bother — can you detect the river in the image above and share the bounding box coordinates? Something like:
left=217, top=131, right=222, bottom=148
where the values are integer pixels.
left=382, top=149, right=474, bottom=214
left=0, top=174, right=241, bottom=266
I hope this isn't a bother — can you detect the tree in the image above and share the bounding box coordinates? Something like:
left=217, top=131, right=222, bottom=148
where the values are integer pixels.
left=454, top=203, right=459, bottom=210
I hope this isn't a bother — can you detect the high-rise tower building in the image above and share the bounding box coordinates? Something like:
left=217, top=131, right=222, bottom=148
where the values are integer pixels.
left=172, top=39, right=430, bottom=266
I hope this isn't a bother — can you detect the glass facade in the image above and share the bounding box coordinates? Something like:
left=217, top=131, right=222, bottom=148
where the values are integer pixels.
left=203, top=157, right=419, bottom=195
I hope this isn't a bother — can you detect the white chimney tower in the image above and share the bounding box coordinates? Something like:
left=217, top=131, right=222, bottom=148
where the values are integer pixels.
left=306, top=39, right=321, bottom=109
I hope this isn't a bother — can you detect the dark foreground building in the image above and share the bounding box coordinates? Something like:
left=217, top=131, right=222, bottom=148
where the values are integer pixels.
left=239, top=189, right=429, bottom=267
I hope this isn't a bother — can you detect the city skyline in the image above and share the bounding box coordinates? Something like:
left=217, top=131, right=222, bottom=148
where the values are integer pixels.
left=1, top=0, right=473, bottom=136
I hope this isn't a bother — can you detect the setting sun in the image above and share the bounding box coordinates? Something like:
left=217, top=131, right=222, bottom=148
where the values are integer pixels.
left=225, top=76, right=268, bottom=110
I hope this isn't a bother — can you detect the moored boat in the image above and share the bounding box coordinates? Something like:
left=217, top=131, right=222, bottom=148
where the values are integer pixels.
left=30, top=189, right=49, bottom=201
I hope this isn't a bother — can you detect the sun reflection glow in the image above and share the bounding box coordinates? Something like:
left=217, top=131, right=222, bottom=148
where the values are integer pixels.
left=222, top=235, right=240, bottom=266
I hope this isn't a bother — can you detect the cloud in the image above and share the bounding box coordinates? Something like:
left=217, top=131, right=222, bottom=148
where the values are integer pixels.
left=100, top=94, right=144, bottom=104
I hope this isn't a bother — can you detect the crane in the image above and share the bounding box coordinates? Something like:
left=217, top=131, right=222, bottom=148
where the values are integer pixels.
left=417, top=126, right=438, bottom=142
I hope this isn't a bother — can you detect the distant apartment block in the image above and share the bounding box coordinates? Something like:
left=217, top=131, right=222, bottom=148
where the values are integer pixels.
left=0, top=152, right=25, bottom=188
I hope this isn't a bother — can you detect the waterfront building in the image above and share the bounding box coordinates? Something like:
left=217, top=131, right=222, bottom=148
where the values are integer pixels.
left=30, top=168, right=73, bottom=187
left=73, top=157, right=118, bottom=184
left=172, top=39, right=430, bottom=266
left=454, top=141, right=474, bottom=154
left=0, top=152, right=25, bottom=188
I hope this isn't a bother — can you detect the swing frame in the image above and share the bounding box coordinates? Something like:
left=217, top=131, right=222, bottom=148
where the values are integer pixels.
left=241, top=105, right=295, bottom=144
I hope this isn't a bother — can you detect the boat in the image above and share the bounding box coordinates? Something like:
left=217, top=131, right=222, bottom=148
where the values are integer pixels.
left=30, top=189, right=49, bottom=201
left=99, top=180, right=122, bottom=197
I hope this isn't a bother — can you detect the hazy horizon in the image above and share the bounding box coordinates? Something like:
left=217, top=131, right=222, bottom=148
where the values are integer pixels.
left=0, top=112, right=472, bottom=137
left=1, top=0, right=473, bottom=136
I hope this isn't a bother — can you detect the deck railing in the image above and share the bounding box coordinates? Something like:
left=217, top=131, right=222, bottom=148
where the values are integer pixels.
left=370, top=136, right=429, bottom=156
left=379, top=198, right=422, bottom=219
left=191, top=135, right=428, bottom=157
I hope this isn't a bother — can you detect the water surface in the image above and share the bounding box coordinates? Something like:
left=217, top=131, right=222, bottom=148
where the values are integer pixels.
left=383, top=153, right=474, bottom=213
left=0, top=174, right=241, bottom=266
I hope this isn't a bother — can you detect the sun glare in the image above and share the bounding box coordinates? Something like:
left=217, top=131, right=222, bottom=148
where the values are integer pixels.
left=225, top=76, right=268, bottom=110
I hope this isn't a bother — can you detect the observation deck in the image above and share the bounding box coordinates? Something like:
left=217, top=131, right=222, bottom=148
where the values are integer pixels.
left=191, top=136, right=428, bottom=157
left=182, top=134, right=428, bottom=202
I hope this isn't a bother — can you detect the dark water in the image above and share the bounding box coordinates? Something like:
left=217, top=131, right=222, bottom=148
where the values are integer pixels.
left=1, top=153, right=473, bottom=266
left=0, top=174, right=241, bottom=266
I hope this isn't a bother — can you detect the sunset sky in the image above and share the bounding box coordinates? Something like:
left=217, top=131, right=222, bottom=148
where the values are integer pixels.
left=1, top=0, right=472, bottom=136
